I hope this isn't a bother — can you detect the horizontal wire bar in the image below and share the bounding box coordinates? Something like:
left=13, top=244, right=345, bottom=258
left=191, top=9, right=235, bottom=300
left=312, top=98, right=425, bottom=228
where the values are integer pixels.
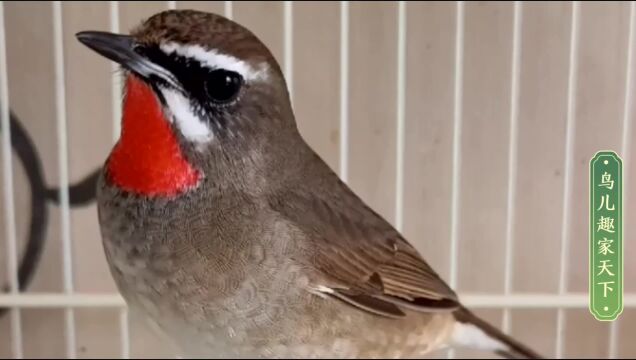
left=0, top=294, right=125, bottom=307
left=1, top=293, right=635, bottom=309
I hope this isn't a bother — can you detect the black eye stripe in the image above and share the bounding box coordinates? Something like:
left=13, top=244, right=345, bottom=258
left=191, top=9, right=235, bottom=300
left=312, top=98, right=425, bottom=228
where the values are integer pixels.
left=136, top=45, right=243, bottom=106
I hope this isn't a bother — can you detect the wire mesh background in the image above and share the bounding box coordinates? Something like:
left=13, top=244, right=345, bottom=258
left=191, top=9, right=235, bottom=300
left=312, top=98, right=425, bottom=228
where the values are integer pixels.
left=0, top=1, right=635, bottom=358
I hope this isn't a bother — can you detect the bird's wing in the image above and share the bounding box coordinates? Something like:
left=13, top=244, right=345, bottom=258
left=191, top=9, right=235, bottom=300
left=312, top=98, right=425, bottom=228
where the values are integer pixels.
left=267, top=188, right=460, bottom=318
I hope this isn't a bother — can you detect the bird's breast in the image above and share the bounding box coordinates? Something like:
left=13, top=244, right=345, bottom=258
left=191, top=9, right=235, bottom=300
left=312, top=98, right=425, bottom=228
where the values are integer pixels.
left=96, top=178, right=455, bottom=358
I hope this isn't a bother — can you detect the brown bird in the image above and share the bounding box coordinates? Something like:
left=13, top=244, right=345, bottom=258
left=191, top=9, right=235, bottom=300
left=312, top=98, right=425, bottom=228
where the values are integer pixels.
left=76, top=9, right=542, bottom=359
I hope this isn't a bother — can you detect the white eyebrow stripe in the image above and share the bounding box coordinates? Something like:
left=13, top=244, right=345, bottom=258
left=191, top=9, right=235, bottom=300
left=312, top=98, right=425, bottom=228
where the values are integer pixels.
left=159, top=42, right=269, bottom=81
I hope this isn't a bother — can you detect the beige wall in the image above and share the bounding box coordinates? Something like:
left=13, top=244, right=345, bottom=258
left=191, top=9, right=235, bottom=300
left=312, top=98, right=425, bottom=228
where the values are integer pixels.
left=0, top=1, right=634, bottom=358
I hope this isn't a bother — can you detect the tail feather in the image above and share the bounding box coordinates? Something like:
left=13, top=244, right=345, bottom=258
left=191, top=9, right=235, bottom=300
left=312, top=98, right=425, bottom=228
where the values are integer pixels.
left=451, top=306, right=543, bottom=359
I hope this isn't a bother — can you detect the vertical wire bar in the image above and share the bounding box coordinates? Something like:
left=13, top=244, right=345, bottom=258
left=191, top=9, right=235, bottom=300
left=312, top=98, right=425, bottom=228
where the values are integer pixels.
left=608, top=319, right=620, bottom=359
left=119, top=308, right=130, bottom=359
left=339, top=1, right=349, bottom=182
left=611, top=2, right=636, bottom=358
left=449, top=0, right=464, bottom=297
left=502, top=0, right=523, bottom=334
left=395, top=0, right=406, bottom=232
left=52, top=2, right=77, bottom=358
left=556, top=2, right=580, bottom=358
left=283, top=1, right=293, bottom=103
left=110, top=1, right=121, bottom=142
left=224, top=1, right=233, bottom=20
left=448, top=2, right=464, bottom=357
left=0, top=2, right=23, bottom=358
left=109, top=2, right=131, bottom=358
left=167, top=1, right=176, bottom=10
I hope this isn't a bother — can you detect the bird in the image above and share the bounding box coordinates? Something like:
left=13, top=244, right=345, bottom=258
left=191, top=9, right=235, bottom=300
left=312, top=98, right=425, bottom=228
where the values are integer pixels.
left=76, top=9, right=542, bottom=359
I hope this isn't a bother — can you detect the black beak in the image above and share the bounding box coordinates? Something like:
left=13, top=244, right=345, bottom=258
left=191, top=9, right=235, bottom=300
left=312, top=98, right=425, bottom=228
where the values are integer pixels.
left=75, top=31, right=179, bottom=88
left=76, top=31, right=138, bottom=68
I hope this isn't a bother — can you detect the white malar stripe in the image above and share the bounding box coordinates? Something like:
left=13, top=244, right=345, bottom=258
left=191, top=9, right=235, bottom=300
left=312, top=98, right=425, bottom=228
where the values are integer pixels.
left=160, top=42, right=269, bottom=81
left=451, top=322, right=505, bottom=353
left=160, top=87, right=214, bottom=144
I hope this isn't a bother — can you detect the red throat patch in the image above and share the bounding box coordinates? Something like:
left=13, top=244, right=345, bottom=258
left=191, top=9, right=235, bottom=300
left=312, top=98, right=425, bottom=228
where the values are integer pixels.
left=106, top=75, right=201, bottom=196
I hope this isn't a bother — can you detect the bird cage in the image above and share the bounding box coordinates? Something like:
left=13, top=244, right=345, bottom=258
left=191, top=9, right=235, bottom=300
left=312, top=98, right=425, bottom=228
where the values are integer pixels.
left=0, top=1, right=634, bottom=358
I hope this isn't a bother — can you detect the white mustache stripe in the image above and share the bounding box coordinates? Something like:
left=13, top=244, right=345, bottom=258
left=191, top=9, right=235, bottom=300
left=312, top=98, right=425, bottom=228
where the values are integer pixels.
left=159, top=86, right=214, bottom=145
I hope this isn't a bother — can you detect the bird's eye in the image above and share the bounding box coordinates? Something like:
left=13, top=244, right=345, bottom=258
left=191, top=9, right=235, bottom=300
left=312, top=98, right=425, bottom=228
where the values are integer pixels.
left=204, top=69, right=243, bottom=103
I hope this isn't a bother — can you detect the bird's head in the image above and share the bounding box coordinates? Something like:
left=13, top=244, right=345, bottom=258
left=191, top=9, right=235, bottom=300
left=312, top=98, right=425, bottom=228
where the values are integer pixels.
left=76, top=10, right=296, bottom=197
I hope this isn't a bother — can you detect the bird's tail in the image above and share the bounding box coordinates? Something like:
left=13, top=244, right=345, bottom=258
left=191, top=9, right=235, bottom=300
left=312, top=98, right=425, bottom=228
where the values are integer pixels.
left=451, top=306, right=543, bottom=359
